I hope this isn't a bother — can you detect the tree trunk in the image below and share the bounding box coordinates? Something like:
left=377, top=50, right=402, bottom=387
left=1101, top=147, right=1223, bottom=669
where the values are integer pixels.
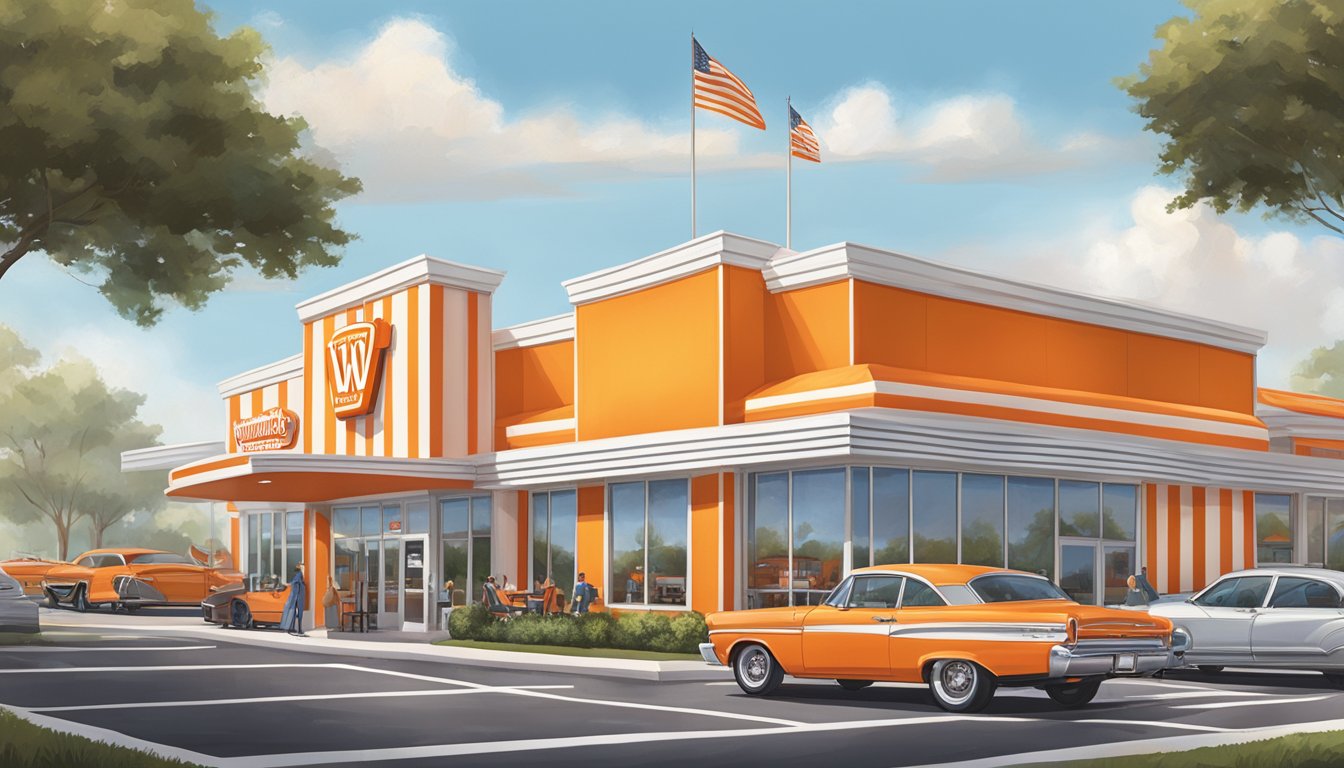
left=54, top=516, right=69, bottom=561
left=92, top=522, right=104, bottom=549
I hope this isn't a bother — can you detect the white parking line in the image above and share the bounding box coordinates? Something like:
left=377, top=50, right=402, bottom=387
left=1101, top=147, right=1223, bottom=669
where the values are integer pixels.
left=1172, top=694, right=1336, bottom=710
left=1126, top=690, right=1269, bottom=700
left=26, top=685, right=575, bottom=713
left=0, top=663, right=355, bottom=675
left=0, top=645, right=218, bottom=653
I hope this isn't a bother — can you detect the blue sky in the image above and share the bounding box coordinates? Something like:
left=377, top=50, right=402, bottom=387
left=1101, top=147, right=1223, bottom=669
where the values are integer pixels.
left=6, top=1, right=1344, bottom=443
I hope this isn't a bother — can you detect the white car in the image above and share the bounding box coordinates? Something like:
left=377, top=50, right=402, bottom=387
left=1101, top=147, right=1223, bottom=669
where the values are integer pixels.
left=1147, top=566, right=1344, bottom=686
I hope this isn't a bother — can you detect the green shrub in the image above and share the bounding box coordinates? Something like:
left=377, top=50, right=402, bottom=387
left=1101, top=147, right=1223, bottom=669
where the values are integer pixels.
left=446, top=603, right=707, bottom=653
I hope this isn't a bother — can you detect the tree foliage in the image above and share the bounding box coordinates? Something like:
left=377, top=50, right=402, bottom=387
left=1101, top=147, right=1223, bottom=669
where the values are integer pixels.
left=0, top=326, right=164, bottom=559
left=1122, top=0, right=1344, bottom=235
left=1291, top=340, right=1344, bottom=398
left=0, top=0, right=361, bottom=325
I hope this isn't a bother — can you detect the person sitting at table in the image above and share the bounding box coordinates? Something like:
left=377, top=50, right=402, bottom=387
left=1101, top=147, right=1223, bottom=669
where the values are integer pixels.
left=500, top=574, right=516, bottom=591
left=481, top=576, right=499, bottom=603
left=526, top=576, right=547, bottom=613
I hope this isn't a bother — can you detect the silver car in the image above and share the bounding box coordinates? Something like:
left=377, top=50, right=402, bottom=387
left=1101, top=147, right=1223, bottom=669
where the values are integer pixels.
left=1147, top=566, right=1344, bottom=686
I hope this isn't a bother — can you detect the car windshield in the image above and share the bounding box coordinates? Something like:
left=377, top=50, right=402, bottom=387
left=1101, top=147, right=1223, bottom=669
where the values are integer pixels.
left=129, top=553, right=193, bottom=565
left=969, top=574, right=1071, bottom=603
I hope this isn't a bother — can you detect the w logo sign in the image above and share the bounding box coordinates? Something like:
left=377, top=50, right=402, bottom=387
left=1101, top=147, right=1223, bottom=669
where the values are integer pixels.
left=326, top=319, right=392, bottom=419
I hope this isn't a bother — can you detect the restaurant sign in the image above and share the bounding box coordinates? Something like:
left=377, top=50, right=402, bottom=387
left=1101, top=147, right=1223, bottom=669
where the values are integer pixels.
left=326, top=318, right=392, bottom=419
left=233, top=407, right=299, bottom=453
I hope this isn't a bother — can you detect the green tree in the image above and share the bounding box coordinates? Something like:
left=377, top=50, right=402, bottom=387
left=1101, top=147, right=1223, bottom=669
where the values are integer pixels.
left=0, top=0, right=360, bottom=325
left=81, top=427, right=166, bottom=550
left=1291, top=341, right=1344, bottom=398
left=0, top=341, right=160, bottom=559
left=1122, top=0, right=1344, bottom=234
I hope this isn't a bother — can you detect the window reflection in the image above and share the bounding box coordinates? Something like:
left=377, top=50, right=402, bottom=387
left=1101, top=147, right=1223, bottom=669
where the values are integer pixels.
left=1007, top=477, right=1054, bottom=579
left=749, top=473, right=789, bottom=607
left=873, top=468, right=909, bottom=566
left=1255, top=494, right=1293, bottom=565
left=912, top=471, right=956, bottom=563
left=850, top=468, right=870, bottom=570
left=791, top=469, right=844, bottom=604
left=1102, top=485, right=1137, bottom=541
left=609, top=480, right=688, bottom=606
left=960, top=474, right=1004, bottom=567
left=1059, top=481, right=1100, bottom=538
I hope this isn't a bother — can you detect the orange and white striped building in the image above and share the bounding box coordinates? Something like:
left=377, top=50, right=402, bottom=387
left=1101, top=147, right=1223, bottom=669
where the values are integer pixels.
left=124, top=232, right=1344, bottom=630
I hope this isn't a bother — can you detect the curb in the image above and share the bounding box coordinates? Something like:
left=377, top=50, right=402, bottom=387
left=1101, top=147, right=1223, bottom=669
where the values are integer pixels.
left=43, top=621, right=732, bottom=682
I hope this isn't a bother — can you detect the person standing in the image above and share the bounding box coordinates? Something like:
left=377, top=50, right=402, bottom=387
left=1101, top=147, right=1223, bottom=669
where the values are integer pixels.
left=282, top=562, right=307, bottom=637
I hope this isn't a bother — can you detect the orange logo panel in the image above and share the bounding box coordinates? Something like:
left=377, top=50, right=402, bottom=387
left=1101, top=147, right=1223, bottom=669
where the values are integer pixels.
left=326, top=319, right=392, bottom=420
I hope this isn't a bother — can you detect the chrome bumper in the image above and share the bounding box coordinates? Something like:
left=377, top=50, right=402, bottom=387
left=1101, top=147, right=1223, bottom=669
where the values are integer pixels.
left=699, top=642, right=722, bottom=666
left=1048, top=631, right=1189, bottom=678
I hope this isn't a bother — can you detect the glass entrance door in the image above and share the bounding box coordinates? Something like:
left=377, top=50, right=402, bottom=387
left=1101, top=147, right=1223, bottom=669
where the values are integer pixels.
left=381, top=538, right=401, bottom=629
left=402, top=536, right=428, bottom=631
left=362, top=539, right=381, bottom=630
left=1060, top=541, right=1098, bottom=605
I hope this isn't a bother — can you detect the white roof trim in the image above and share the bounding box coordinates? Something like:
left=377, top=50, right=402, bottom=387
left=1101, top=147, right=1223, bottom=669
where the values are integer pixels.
left=562, top=230, right=782, bottom=305
left=217, top=354, right=303, bottom=398
left=763, top=242, right=1268, bottom=353
left=296, top=254, right=506, bottom=323
left=122, top=441, right=227, bottom=472
left=166, top=452, right=480, bottom=500
left=478, top=409, right=1344, bottom=494
left=1258, top=404, right=1344, bottom=441
left=492, top=313, right=575, bottom=350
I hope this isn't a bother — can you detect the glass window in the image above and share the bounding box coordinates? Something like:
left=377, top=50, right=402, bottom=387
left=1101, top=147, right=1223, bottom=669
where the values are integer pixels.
left=1102, top=485, right=1137, bottom=541
left=1059, top=480, right=1100, bottom=538
left=1007, top=477, right=1055, bottom=579
left=1255, top=494, right=1293, bottom=565
left=610, top=481, right=648, bottom=605
left=1194, top=576, right=1272, bottom=608
left=970, top=574, right=1071, bottom=603
left=846, top=575, right=903, bottom=608
left=383, top=504, right=401, bottom=534
left=1329, top=499, right=1344, bottom=572
left=791, top=469, right=844, bottom=602
left=1059, top=544, right=1096, bottom=605
left=1306, top=497, right=1326, bottom=565
left=961, top=474, right=1004, bottom=567
left=900, top=579, right=946, bottom=607
left=749, top=473, right=789, bottom=606
left=439, top=496, right=491, bottom=606
left=823, top=577, right=853, bottom=608
left=531, top=492, right=549, bottom=589
left=285, top=511, right=303, bottom=573
left=441, top=499, right=469, bottom=538
left=441, top=539, right=468, bottom=604
left=405, top=501, right=430, bottom=535
left=472, top=497, right=492, bottom=535
left=130, top=553, right=194, bottom=565
left=333, top=507, right=359, bottom=539
left=1269, top=577, right=1343, bottom=609
left=334, top=537, right=360, bottom=593
left=912, top=471, right=956, bottom=563
left=531, top=490, right=577, bottom=598
left=360, top=505, right=380, bottom=538
left=850, top=468, right=870, bottom=571
left=872, top=468, right=909, bottom=566
left=1103, top=545, right=1135, bottom=606
left=940, top=585, right=979, bottom=605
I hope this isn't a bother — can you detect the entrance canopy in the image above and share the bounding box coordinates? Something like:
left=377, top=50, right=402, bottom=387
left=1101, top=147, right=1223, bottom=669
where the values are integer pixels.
left=166, top=452, right=477, bottom=503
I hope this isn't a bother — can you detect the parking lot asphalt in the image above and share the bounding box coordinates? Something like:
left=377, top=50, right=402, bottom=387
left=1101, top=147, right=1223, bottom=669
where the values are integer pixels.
left=2, top=625, right=1343, bottom=768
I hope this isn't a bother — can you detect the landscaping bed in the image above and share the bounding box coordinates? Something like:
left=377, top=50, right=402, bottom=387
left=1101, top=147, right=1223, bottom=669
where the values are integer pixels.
left=446, top=604, right=708, bottom=654
left=433, top=638, right=700, bottom=661
left=0, top=709, right=203, bottom=768
left=1038, top=730, right=1344, bottom=768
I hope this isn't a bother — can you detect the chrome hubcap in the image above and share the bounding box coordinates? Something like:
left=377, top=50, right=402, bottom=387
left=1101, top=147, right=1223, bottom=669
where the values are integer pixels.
left=941, top=662, right=974, bottom=697
left=743, top=651, right=768, bottom=684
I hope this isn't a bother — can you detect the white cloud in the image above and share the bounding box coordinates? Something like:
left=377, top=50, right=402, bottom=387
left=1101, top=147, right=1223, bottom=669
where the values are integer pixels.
left=814, top=83, right=1124, bottom=181
left=261, top=19, right=761, bottom=201
left=1021, top=186, right=1344, bottom=389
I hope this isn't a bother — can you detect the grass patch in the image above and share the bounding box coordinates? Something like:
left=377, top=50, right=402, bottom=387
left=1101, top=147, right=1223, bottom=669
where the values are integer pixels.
left=0, top=709, right=204, bottom=768
left=0, top=632, right=57, bottom=647
left=434, top=638, right=700, bottom=661
left=1034, top=729, right=1344, bottom=768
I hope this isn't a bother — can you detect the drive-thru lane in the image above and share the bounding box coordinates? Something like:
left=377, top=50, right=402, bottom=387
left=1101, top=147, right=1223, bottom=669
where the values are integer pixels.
left=1, top=630, right=1342, bottom=768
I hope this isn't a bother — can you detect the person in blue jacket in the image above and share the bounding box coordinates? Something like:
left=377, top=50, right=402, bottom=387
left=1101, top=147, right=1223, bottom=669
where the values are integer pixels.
left=281, top=562, right=307, bottom=637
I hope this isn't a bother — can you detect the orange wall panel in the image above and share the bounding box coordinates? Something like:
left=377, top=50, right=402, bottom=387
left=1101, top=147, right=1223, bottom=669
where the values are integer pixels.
left=925, top=296, right=1051, bottom=386
left=496, top=340, right=575, bottom=422
left=1199, top=347, right=1255, bottom=414
left=1043, top=319, right=1129, bottom=397
left=765, top=280, right=851, bottom=382
left=575, top=486, right=606, bottom=599
left=690, top=474, right=720, bottom=615
left=853, top=281, right=926, bottom=370
left=311, top=508, right=331, bottom=627
left=1128, top=334, right=1201, bottom=406
left=577, top=269, right=720, bottom=439
left=723, top=266, right=766, bottom=424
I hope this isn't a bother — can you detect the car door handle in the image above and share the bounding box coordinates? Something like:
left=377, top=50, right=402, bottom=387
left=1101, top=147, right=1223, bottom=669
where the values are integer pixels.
left=1234, top=608, right=1258, bottom=614
left=872, top=616, right=898, bottom=623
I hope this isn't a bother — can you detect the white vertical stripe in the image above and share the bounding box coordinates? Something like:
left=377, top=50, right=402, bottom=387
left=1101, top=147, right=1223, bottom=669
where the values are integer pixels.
left=369, top=300, right=390, bottom=457
left=1179, top=485, right=1194, bottom=593
left=717, top=472, right=724, bottom=612
left=392, top=290, right=410, bottom=457
left=308, top=321, right=325, bottom=454
left=1204, top=488, right=1221, bottom=586
left=477, top=294, right=493, bottom=453
left=285, top=374, right=304, bottom=454
left=262, top=383, right=279, bottom=411
left=1231, top=492, right=1245, bottom=571
left=333, top=313, right=349, bottom=457
left=352, top=302, right=367, bottom=457
left=417, top=285, right=432, bottom=458
left=717, top=266, right=724, bottom=427
left=238, top=390, right=254, bottom=421
left=1154, top=485, right=1168, bottom=593
left=443, top=289, right=468, bottom=457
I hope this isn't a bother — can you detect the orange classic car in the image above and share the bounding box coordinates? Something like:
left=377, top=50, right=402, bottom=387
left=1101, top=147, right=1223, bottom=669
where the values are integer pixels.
left=200, top=579, right=295, bottom=629
left=0, top=555, right=67, bottom=596
left=42, top=548, right=242, bottom=612
left=702, top=564, right=1189, bottom=712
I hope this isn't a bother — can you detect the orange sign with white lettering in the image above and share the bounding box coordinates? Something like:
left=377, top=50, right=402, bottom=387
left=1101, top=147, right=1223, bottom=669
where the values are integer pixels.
left=326, top=318, right=392, bottom=419
left=233, top=407, right=299, bottom=452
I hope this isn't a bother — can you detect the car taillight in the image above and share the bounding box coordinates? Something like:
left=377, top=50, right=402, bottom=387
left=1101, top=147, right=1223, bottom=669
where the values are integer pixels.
left=1066, top=617, right=1079, bottom=646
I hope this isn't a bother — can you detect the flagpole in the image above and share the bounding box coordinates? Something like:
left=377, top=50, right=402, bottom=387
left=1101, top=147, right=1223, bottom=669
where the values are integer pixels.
left=690, top=33, right=697, bottom=239
left=786, top=97, right=792, bottom=250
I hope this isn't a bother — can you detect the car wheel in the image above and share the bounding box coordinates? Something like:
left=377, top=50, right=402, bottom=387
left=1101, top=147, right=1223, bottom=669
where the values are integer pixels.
left=1045, top=679, right=1102, bottom=708
left=928, top=659, right=996, bottom=713
left=44, top=589, right=59, bottom=610
left=72, top=585, right=90, bottom=613
left=1324, top=673, right=1344, bottom=689
left=230, top=600, right=253, bottom=629
left=836, top=679, right=874, bottom=691
left=732, top=643, right=784, bottom=696
left=1197, top=665, right=1224, bottom=673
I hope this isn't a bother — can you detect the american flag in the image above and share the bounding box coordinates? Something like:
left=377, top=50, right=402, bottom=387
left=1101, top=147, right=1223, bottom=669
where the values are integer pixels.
left=790, top=106, right=821, bottom=163
left=693, top=38, right=765, bottom=130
